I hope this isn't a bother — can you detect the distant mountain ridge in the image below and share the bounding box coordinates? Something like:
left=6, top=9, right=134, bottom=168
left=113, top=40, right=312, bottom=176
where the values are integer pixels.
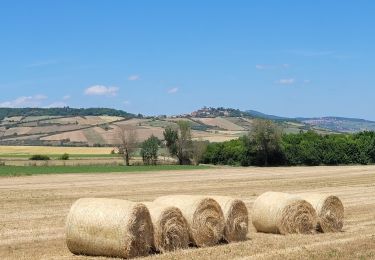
left=246, top=110, right=375, bottom=133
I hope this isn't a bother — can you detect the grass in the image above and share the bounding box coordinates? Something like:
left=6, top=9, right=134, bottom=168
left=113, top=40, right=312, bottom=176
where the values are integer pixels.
left=0, top=153, right=119, bottom=159
left=0, top=145, right=113, bottom=154
left=0, top=164, right=211, bottom=176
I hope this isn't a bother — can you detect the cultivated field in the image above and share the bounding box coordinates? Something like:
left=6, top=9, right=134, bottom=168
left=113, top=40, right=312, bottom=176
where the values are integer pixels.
left=1, top=166, right=375, bottom=259
left=0, top=145, right=113, bottom=155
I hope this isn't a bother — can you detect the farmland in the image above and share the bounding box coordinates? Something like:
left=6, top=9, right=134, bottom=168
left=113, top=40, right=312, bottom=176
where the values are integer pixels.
left=1, top=165, right=374, bottom=259
left=0, top=110, right=339, bottom=147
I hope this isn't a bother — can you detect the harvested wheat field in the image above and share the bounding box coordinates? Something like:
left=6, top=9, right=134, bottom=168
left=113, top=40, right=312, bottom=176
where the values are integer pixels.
left=1, top=166, right=375, bottom=259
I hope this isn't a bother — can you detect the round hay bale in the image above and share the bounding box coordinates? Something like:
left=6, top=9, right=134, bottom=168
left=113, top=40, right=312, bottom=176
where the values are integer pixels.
left=154, top=195, right=225, bottom=247
left=212, top=196, right=248, bottom=242
left=65, top=198, right=154, bottom=259
left=252, top=192, right=318, bottom=235
left=143, top=202, right=190, bottom=253
left=298, top=193, right=344, bottom=232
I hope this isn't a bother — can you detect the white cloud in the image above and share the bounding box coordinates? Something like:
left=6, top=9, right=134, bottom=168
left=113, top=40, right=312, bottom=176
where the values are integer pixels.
left=45, top=102, right=67, bottom=108
left=84, top=85, right=119, bottom=96
left=0, top=95, right=47, bottom=108
left=256, top=64, right=289, bottom=70
left=26, top=60, right=59, bottom=68
left=255, top=64, right=267, bottom=70
left=123, top=100, right=131, bottom=105
left=287, top=50, right=334, bottom=57
left=128, top=75, right=140, bottom=81
left=62, top=95, right=71, bottom=100
left=277, top=78, right=295, bottom=85
left=167, top=87, right=179, bottom=94
left=303, top=79, right=311, bottom=84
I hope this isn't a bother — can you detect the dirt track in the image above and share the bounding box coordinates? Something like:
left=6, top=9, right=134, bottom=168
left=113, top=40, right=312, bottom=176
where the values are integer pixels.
left=1, top=166, right=375, bottom=259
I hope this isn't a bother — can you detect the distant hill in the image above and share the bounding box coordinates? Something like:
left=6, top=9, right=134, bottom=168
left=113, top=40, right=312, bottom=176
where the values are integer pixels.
left=245, top=110, right=291, bottom=121
left=0, top=107, right=135, bottom=121
left=0, top=106, right=374, bottom=147
left=297, top=117, right=375, bottom=133
left=245, top=109, right=375, bottom=133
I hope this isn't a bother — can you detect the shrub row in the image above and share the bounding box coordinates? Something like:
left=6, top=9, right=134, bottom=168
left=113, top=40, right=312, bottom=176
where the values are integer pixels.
left=202, top=131, right=375, bottom=166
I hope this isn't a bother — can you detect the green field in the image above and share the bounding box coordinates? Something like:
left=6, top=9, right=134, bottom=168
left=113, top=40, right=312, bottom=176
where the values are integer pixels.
left=0, top=165, right=211, bottom=176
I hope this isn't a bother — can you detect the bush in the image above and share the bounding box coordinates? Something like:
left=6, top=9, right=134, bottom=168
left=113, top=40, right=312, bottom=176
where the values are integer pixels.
left=29, top=154, right=50, bottom=160
left=202, top=130, right=375, bottom=167
left=59, top=153, right=69, bottom=160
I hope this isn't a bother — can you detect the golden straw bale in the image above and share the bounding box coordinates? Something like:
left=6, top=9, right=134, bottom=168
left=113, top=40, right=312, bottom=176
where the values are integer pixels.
left=143, top=202, right=190, bottom=252
left=298, top=193, right=344, bottom=232
left=211, top=196, right=248, bottom=242
left=252, top=192, right=318, bottom=235
left=65, top=198, right=154, bottom=259
left=154, top=195, right=225, bottom=247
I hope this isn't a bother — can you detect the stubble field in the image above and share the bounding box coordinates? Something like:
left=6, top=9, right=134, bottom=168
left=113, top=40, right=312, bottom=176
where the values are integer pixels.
left=1, top=166, right=375, bottom=259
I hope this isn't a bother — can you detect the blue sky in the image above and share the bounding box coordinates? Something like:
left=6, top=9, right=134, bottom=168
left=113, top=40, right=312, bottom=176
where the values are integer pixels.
left=0, top=1, right=374, bottom=119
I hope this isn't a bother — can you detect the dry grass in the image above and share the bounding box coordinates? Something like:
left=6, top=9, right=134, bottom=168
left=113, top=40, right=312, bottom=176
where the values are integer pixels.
left=193, top=117, right=245, bottom=131
left=1, top=166, right=375, bottom=259
left=41, top=130, right=88, bottom=143
left=0, top=145, right=113, bottom=155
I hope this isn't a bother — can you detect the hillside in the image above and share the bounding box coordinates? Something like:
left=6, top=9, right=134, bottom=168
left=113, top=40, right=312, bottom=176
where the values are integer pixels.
left=0, top=107, right=135, bottom=121
left=246, top=109, right=375, bottom=133
left=0, top=107, right=373, bottom=147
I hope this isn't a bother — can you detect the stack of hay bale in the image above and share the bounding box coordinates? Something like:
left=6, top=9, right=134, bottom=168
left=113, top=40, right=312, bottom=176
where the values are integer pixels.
left=252, top=192, right=344, bottom=235
left=65, top=192, right=343, bottom=259
left=65, top=195, right=249, bottom=259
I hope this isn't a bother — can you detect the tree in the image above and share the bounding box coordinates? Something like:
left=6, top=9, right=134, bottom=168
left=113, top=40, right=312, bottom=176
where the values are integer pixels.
left=141, top=135, right=160, bottom=165
left=163, top=121, right=193, bottom=165
left=192, top=140, right=208, bottom=165
left=116, top=125, right=138, bottom=166
left=249, top=119, right=283, bottom=166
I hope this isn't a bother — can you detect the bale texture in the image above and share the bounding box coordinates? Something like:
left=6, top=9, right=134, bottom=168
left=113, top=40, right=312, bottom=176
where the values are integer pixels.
left=154, top=195, right=225, bottom=247
left=143, top=202, right=190, bottom=252
left=65, top=198, right=154, bottom=259
left=252, top=192, right=318, bottom=235
left=298, top=193, right=344, bottom=232
left=212, top=196, right=249, bottom=242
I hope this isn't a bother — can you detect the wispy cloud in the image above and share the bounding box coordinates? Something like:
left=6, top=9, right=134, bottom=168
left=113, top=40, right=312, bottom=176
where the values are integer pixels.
left=255, top=64, right=268, bottom=70
left=84, top=85, right=119, bottom=96
left=286, top=50, right=334, bottom=57
left=256, top=64, right=290, bottom=70
left=277, top=78, right=295, bottom=85
left=128, top=75, right=140, bottom=81
left=303, top=79, right=311, bottom=84
left=167, top=87, right=179, bottom=94
left=123, top=100, right=131, bottom=105
left=0, top=95, right=47, bottom=108
left=45, top=101, right=67, bottom=108
left=62, top=95, right=71, bottom=100
left=26, top=60, right=59, bottom=68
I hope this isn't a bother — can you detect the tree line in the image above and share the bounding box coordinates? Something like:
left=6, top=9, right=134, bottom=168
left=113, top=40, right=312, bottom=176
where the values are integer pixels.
left=116, top=119, right=375, bottom=167
left=0, top=107, right=135, bottom=121
left=116, top=121, right=207, bottom=166
left=202, top=120, right=375, bottom=166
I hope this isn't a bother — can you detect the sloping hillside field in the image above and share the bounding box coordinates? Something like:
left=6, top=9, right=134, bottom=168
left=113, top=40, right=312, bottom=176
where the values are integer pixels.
left=1, top=166, right=374, bottom=259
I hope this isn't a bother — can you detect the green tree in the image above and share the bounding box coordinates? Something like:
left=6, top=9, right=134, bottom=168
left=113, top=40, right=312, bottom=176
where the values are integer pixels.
left=249, top=119, right=283, bottom=166
left=192, top=140, right=208, bottom=165
left=163, top=121, right=193, bottom=165
left=141, top=135, right=160, bottom=165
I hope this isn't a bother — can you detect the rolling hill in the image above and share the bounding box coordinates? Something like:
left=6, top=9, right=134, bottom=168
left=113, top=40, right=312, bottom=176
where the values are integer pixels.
left=245, top=109, right=375, bottom=133
left=0, top=107, right=373, bottom=147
